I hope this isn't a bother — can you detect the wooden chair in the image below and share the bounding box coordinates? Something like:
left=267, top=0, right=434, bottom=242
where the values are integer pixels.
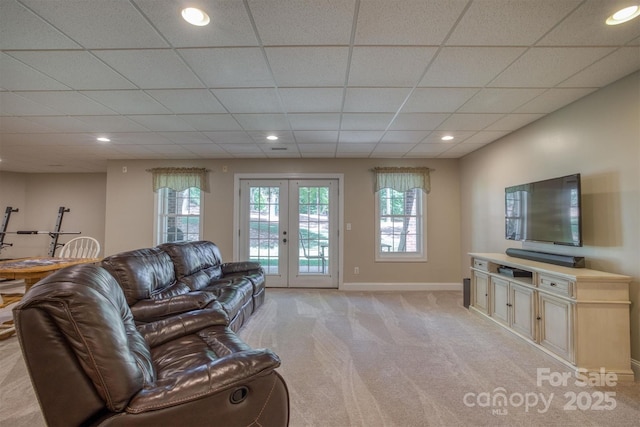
left=59, top=236, right=100, bottom=258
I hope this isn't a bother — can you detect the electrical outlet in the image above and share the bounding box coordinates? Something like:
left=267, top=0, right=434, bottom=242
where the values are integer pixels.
left=122, top=166, right=127, bottom=173
left=354, top=267, right=359, bottom=274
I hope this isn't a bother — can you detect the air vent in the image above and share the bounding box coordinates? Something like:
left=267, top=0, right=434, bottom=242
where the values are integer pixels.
left=271, top=147, right=287, bottom=151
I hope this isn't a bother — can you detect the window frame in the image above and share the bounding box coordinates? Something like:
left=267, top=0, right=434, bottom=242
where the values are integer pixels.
left=374, top=187, right=427, bottom=262
left=154, top=187, right=203, bottom=245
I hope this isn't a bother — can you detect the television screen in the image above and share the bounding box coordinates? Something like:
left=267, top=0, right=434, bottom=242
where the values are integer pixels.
left=505, top=174, right=582, bottom=247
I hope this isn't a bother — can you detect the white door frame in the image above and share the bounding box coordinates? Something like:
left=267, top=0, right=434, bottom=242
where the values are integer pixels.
left=233, top=173, right=344, bottom=288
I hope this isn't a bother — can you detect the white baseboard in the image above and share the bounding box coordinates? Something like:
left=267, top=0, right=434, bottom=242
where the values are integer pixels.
left=630, top=358, right=640, bottom=381
left=340, top=282, right=462, bottom=292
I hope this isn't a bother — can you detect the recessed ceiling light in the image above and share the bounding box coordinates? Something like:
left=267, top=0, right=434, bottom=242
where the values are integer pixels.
left=441, top=135, right=454, bottom=141
left=97, top=137, right=110, bottom=142
left=266, top=135, right=279, bottom=141
left=181, top=7, right=210, bottom=26
left=606, top=5, right=640, bottom=25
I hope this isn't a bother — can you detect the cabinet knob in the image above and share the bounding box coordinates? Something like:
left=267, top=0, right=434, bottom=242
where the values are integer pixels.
left=536, top=316, right=542, bottom=320
left=550, top=282, right=557, bottom=287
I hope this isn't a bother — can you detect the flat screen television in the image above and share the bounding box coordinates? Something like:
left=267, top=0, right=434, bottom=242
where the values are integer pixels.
left=505, top=173, right=582, bottom=247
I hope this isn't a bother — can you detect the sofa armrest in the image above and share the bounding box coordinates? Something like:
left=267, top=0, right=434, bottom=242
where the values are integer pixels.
left=221, top=261, right=263, bottom=275
left=130, top=291, right=218, bottom=322
left=126, top=349, right=281, bottom=413
left=137, top=308, right=229, bottom=348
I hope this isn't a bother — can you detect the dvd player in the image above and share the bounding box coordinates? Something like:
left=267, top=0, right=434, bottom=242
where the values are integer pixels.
left=498, top=266, right=533, bottom=278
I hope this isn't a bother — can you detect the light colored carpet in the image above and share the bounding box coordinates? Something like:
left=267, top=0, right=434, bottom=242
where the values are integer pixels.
left=1, top=289, right=639, bottom=426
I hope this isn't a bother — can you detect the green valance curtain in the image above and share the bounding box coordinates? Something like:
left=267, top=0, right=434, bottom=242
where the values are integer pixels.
left=147, top=167, right=210, bottom=192
left=373, top=167, right=432, bottom=194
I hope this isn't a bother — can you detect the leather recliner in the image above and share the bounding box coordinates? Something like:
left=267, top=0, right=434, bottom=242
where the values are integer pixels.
left=13, top=264, right=289, bottom=427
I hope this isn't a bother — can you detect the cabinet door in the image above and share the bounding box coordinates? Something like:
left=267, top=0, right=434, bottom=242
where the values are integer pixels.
left=538, top=293, right=574, bottom=363
left=510, top=283, right=536, bottom=341
left=473, top=271, right=489, bottom=313
left=490, top=276, right=510, bottom=326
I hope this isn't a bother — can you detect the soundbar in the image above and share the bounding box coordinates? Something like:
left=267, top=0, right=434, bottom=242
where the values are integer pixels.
left=506, top=248, right=585, bottom=268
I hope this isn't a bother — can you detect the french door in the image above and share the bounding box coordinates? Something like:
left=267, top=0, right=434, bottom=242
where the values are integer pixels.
left=239, top=179, right=338, bottom=288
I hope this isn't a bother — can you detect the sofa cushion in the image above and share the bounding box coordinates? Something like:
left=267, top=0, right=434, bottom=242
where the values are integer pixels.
left=159, top=241, right=224, bottom=285
left=101, top=247, right=179, bottom=305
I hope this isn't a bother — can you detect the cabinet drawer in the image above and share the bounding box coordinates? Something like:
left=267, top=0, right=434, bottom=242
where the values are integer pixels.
left=539, top=275, right=573, bottom=297
left=473, top=259, right=489, bottom=271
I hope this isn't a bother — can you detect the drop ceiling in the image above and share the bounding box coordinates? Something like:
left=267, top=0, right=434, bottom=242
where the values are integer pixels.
left=1, top=0, right=639, bottom=173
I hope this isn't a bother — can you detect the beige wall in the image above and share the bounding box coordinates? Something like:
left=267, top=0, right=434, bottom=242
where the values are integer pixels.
left=0, top=173, right=106, bottom=258
left=105, top=158, right=461, bottom=284
left=460, top=71, right=640, bottom=358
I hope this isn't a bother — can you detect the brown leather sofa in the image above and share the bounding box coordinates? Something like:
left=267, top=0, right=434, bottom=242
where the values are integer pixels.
left=101, top=241, right=265, bottom=332
left=13, top=242, right=289, bottom=427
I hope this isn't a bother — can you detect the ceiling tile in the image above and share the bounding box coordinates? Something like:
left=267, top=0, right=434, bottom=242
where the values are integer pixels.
left=336, top=143, right=376, bottom=154
left=279, top=88, right=344, bottom=113
left=348, top=47, right=437, bottom=87
left=179, top=48, right=274, bottom=88
left=355, top=0, right=468, bottom=45
left=515, top=88, right=597, bottom=113
left=559, top=47, right=640, bottom=87
left=0, top=53, right=70, bottom=90
left=419, top=47, right=526, bottom=87
left=266, top=47, right=349, bottom=86
left=343, top=88, right=411, bottom=113
left=338, top=131, right=384, bottom=143
left=460, top=131, right=510, bottom=145
left=288, top=113, right=341, bottom=130
left=489, top=47, right=615, bottom=87
left=0, top=92, right=65, bottom=116
left=175, top=114, right=242, bottom=132
left=17, top=91, right=116, bottom=115
left=182, top=143, right=231, bottom=157
left=21, top=0, right=168, bottom=48
left=93, top=50, right=203, bottom=89
left=402, top=88, right=479, bottom=113
left=73, top=115, right=149, bottom=133
left=203, top=131, right=253, bottom=144
left=438, top=143, right=487, bottom=157
left=340, top=113, right=395, bottom=130
left=458, top=88, right=546, bottom=113
left=485, top=114, right=545, bottom=131
left=9, top=51, right=136, bottom=90
left=294, top=131, right=339, bottom=143
left=106, top=133, right=173, bottom=145
left=233, top=114, right=290, bottom=131
left=146, top=89, right=226, bottom=114
left=0, top=0, right=80, bottom=49
left=212, top=88, right=282, bottom=113
left=436, top=113, right=504, bottom=131
left=371, top=143, right=415, bottom=156
left=297, top=143, right=338, bottom=153
left=135, top=0, right=258, bottom=47
left=157, top=132, right=213, bottom=145
left=220, top=143, right=265, bottom=154
left=447, top=0, right=582, bottom=46
left=127, top=115, right=196, bottom=132
left=380, top=131, right=430, bottom=144
left=19, top=116, right=94, bottom=133
left=406, top=143, right=451, bottom=155
left=81, top=90, right=172, bottom=115
left=249, top=0, right=355, bottom=45
left=389, top=113, right=449, bottom=131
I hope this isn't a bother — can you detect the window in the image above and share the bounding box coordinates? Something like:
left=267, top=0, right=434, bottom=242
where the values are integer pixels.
left=156, top=187, right=202, bottom=244
left=375, top=187, right=426, bottom=261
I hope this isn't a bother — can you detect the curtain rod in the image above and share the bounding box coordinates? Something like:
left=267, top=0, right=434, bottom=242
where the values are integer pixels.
left=370, top=167, right=434, bottom=172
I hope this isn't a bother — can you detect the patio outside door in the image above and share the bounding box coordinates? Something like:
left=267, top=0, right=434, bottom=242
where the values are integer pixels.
left=239, top=179, right=338, bottom=288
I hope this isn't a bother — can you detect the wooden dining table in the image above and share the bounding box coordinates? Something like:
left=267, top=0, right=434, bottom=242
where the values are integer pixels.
left=0, top=257, right=101, bottom=292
